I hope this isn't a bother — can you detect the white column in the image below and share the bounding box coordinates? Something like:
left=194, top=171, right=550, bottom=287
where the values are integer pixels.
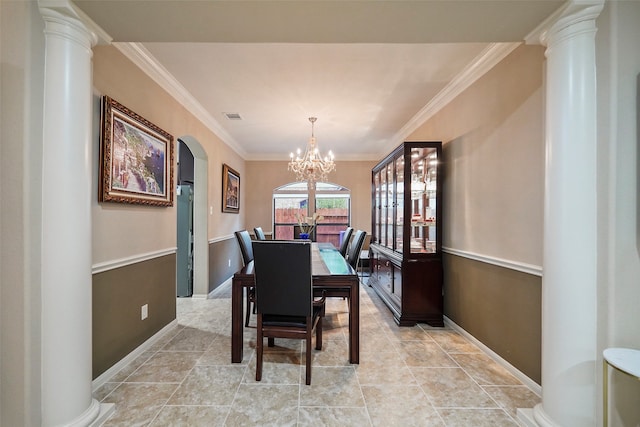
left=532, top=1, right=604, bottom=426
left=38, top=2, right=107, bottom=426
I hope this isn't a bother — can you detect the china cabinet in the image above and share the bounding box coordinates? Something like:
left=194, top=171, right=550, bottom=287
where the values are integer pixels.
left=368, top=141, right=443, bottom=326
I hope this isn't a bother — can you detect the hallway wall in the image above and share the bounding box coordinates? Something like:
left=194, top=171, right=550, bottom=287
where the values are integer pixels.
left=0, top=2, right=46, bottom=425
left=92, top=45, right=245, bottom=264
left=407, top=44, right=546, bottom=383
left=596, top=2, right=640, bottom=425
left=91, top=45, right=246, bottom=379
left=92, top=254, right=176, bottom=378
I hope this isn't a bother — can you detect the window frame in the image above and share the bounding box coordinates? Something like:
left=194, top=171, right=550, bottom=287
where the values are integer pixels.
left=273, top=182, right=351, bottom=243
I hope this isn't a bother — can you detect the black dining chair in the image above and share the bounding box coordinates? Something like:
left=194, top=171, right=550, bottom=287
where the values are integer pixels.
left=253, top=227, right=267, bottom=241
left=338, top=227, right=354, bottom=257
left=345, top=230, right=367, bottom=270
left=234, top=230, right=256, bottom=327
left=252, top=240, right=326, bottom=385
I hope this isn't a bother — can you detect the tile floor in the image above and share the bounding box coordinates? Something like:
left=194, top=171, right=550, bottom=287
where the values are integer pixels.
left=94, top=280, right=540, bottom=426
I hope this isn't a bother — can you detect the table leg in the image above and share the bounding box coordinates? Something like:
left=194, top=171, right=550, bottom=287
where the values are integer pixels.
left=231, top=277, right=243, bottom=363
left=349, top=277, right=360, bottom=364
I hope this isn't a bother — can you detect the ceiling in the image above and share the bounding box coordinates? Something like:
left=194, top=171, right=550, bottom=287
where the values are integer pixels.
left=72, top=0, right=564, bottom=160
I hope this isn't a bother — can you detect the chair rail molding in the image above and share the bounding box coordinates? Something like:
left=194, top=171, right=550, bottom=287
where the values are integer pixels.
left=443, top=247, right=542, bottom=277
left=92, top=247, right=177, bottom=274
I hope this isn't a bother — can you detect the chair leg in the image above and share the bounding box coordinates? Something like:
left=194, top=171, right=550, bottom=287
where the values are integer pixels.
left=315, top=316, right=323, bottom=351
left=256, top=325, right=263, bottom=382
left=244, top=288, right=251, bottom=327
left=305, top=330, right=312, bottom=385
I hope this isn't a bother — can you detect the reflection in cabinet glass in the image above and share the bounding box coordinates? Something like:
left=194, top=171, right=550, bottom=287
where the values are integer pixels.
left=395, top=156, right=404, bottom=253
left=368, top=142, right=443, bottom=326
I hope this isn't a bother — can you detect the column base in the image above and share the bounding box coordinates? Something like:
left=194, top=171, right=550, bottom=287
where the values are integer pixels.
left=90, top=403, right=115, bottom=427
left=516, top=405, right=562, bottom=427
left=65, top=399, right=114, bottom=427
left=517, top=408, right=537, bottom=426
left=532, top=403, right=560, bottom=427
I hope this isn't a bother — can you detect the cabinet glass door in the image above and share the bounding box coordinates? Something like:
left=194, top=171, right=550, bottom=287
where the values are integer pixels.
left=394, top=155, right=404, bottom=253
left=385, top=163, right=394, bottom=250
left=380, top=166, right=388, bottom=248
left=410, top=147, right=438, bottom=254
left=374, top=171, right=381, bottom=245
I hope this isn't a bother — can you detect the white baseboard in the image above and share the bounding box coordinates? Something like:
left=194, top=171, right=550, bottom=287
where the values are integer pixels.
left=192, top=277, right=232, bottom=299
left=444, top=316, right=542, bottom=397
left=191, top=293, right=208, bottom=299
left=92, top=319, right=179, bottom=391
left=517, top=408, right=537, bottom=427
left=207, top=277, right=232, bottom=298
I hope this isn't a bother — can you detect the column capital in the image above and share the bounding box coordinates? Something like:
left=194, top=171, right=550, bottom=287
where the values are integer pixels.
left=525, top=0, right=604, bottom=47
left=38, top=0, right=101, bottom=48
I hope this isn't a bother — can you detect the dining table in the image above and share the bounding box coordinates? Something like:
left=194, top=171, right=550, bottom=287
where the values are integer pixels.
left=231, top=241, right=360, bottom=364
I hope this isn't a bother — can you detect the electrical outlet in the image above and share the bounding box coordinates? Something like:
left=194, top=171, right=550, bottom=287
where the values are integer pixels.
left=228, top=259, right=231, bottom=267
left=141, top=304, right=148, bottom=320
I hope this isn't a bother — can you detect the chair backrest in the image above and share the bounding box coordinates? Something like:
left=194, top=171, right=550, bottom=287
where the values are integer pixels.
left=346, top=230, right=367, bottom=269
left=234, top=230, right=254, bottom=266
left=293, top=225, right=316, bottom=241
left=253, top=227, right=266, bottom=241
left=338, top=227, right=354, bottom=257
left=252, top=241, right=312, bottom=317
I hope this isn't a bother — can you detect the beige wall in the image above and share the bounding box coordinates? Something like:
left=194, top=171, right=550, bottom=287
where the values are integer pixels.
left=405, top=44, right=545, bottom=381
left=1, top=2, right=46, bottom=425
left=92, top=45, right=245, bottom=265
left=93, top=254, right=176, bottom=378
left=444, top=254, right=541, bottom=383
left=595, top=2, right=640, bottom=425
left=408, top=44, right=545, bottom=267
left=245, top=160, right=377, bottom=235
left=90, top=46, right=250, bottom=382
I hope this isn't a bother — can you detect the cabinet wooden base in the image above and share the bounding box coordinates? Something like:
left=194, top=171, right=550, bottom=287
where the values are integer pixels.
left=368, top=262, right=444, bottom=328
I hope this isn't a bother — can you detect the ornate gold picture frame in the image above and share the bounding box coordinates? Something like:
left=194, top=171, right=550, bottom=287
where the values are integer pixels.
left=222, top=163, right=240, bottom=213
left=99, top=96, right=174, bottom=206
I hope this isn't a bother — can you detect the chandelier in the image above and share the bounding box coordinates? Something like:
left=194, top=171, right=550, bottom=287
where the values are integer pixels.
left=288, top=117, right=336, bottom=188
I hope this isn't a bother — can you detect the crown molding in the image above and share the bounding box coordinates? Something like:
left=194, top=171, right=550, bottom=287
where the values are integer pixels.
left=382, top=42, right=521, bottom=157
left=113, top=42, right=248, bottom=158
left=114, top=41, right=519, bottom=162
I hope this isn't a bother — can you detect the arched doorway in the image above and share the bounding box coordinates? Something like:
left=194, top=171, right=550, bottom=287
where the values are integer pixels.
left=177, top=136, right=209, bottom=298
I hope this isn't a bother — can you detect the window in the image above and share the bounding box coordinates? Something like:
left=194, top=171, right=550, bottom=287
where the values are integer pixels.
left=273, top=182, right=350, bottom=246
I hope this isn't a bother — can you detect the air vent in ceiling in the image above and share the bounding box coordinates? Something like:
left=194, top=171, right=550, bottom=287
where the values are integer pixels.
left=224, top=112, right=242, bottom=120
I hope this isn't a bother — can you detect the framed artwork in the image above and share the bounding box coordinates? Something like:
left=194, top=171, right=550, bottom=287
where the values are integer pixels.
left=99, top=96, right=174, bottom=206
left=222, top=163, right=240, bottom=213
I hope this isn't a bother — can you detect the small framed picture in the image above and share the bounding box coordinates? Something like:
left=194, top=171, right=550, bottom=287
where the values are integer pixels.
left=222, top=163, right=240, bottom=213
